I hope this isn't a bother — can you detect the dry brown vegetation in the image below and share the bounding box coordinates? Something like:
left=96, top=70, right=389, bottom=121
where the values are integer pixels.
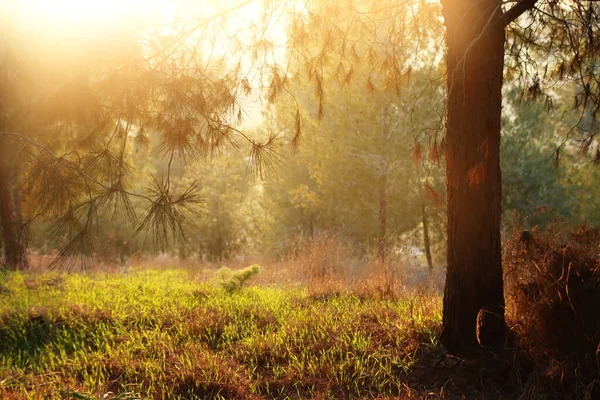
left=504, top=222, right=600, bottom=399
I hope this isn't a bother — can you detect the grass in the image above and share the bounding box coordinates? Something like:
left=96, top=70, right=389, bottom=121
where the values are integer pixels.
left=0, top=269, right=443, bottom=399
left=4, top=227, right=598, bottom=399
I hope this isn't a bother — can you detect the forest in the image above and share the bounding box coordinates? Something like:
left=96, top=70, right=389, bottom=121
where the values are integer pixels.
left=1, top=0, right=600, bottom=398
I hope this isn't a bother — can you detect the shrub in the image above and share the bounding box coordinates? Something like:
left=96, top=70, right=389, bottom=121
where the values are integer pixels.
left=504, top=223, right=600, bottom=395
left=212, top=264, right=261, bottom=292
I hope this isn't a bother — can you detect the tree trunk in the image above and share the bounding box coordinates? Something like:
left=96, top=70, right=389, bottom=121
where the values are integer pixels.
left=421, top=203, right=434, bottom=271
left=0, top=156, right=28, bottom=271
left=441, top=0, right=506, bottom=352
left=377, top=106, right=390, bottom=264
left=215, top=197, right=223, bottom=261
left=377, top=160, right=388, bottom=263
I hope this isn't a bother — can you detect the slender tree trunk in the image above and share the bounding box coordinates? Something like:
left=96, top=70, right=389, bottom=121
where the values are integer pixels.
left=377, top=107, right=390, bottom=264
left=0, top=156, right=28, bottom=270
left=421, top=203, right=434, bottom=271
left=215, top=198, right=223, bottom=261
left=377, top=161, right=387, bottom=263
left=441, top=0, right=506, bottom=352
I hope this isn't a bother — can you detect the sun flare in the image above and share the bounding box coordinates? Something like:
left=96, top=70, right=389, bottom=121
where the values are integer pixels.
left=3, top=0, right=177, bottom=35
left=1, top=0, right=268, bottom=51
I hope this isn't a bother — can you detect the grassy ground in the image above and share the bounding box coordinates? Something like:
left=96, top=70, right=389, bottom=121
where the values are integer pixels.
left=4, top=228, right=597, bottom=399
left=0, top=269, right=448, bottom=399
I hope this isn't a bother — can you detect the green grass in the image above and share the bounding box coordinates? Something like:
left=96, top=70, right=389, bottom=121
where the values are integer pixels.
left=0, top=269, right=442, bottom=399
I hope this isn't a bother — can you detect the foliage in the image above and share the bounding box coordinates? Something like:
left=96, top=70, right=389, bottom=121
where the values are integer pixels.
left=501, top=88, right=579, bottom=223
left=259, top=58, right=446, bottom=259
left=500, top=85, right=600, bottom=228
left=0, top=5, right=269, bottom=266
left=173, top=151, right=260, bottom=261
left=506, top=1, right=600, bottom=139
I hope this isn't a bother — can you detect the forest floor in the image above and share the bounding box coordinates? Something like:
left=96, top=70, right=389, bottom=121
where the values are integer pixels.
left=0, top=268, right=532, bottom=399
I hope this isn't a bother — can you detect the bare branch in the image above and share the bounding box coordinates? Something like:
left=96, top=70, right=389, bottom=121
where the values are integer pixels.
left=504, top=0, right=539, bottom=27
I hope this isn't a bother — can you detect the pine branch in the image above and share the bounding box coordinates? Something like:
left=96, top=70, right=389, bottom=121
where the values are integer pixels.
left=504, top=0, right=539, bottom=27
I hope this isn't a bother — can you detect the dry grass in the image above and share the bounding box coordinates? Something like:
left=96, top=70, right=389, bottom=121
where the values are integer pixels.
left=504, top=222, right=600, bottom=399
left=275, top=233, right=442, bottom=300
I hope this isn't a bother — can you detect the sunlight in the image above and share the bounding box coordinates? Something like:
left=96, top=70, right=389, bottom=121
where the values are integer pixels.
left=3, top=0, right=174, bottom=35
left=22, top=0, right=146, bottom=23
left=2, top=0, right=261, bottom=34
left=1, top=0, right=270, bottom=56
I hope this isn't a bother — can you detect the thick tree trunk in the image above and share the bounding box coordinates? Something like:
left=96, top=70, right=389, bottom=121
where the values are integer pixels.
left=441, top=0, right=506, bottom=352
left=0, top=157, right=28, bottom=271
left=421, top=203, right=434, bottom=271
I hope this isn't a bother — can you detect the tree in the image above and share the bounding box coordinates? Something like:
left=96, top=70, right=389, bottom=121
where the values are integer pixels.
left=0, top=140, right=27, bottom=270
left=0, top=6, right=262, bottom=268
left=260, top=59, right=445, bottom=261
left=502, top=87, right=578, bottom=224
left=175, top=150, right=259, bottom=261
left=440, top=0, right=600, bottom=351
left=439, top=1, right=507, bottom=351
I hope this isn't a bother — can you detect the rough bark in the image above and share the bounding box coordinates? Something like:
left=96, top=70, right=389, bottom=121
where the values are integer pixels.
left=422, top=203, right=434, bottom=271
left=0, top=156, right=28, bottom=271
left=441, top=0, right=506, bottom=352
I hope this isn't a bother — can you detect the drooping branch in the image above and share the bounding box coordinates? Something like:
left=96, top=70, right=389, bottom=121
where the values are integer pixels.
left=504, top=0, right=539, bottom=27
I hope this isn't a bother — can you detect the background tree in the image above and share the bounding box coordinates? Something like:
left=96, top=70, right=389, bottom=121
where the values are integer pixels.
left=501, top=87, right=578, bottom=224
left=175, top=150, right=260, bottom=261
left=0, top=3, right=272, bottom=268
left=260, top=54, right=446, bottom=263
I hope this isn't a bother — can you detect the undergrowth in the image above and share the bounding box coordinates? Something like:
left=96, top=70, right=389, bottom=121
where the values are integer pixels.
left=0, top=269, right=442, bottom=399
left=505, top=222, right=600, bottom=399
